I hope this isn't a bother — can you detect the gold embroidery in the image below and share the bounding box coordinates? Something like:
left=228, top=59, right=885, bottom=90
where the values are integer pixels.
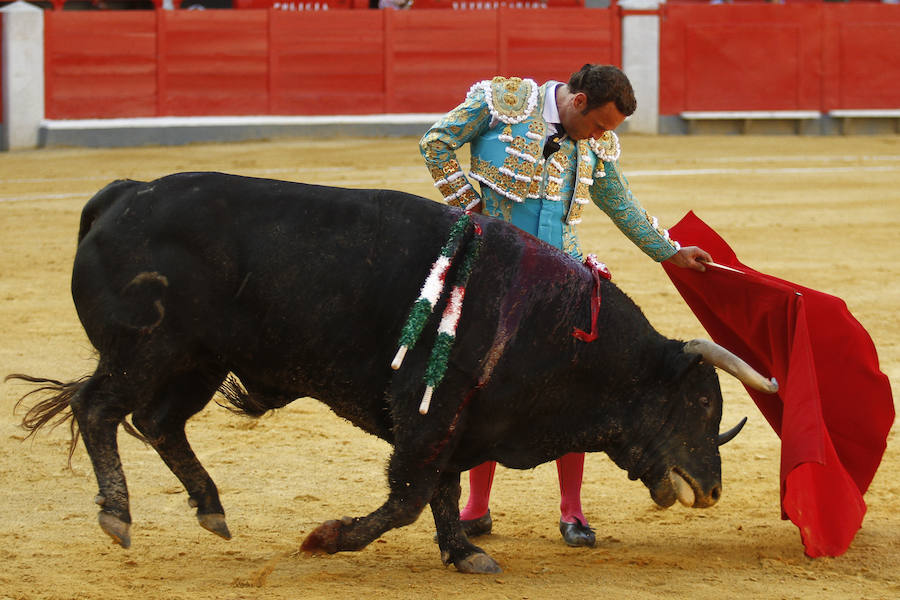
left=562, top=223, right=583, bottom=259
left=428, top=164, right=452, bottom=198
left=525, top=138, right=541, bottom=162
left=455, top=187, right=482, bottom=208
left=589, top=130, right=621, bottom=162
left=494, top=196, right=514, bottom=222
left=528, top=120, right=546, bottom=140
left=459, top=118, right=486, bottom=140
left=482, top=77, right=538, bottom=124
left=507, top=137, right=535, bottom=200
left=427, top=158, right=477, bottom=207
left=544, top=146, right=570, bottom=202
left=472, top=154, right=537, bottom=204
left=527, top=167, right=543, bottom=198
left=567, top=139, right=594, bottom=224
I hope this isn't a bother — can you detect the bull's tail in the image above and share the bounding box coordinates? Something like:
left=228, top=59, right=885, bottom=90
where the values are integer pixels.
left=5, top=373, right=145, bottom=465
left=6, top=373, right=86, bottom=463
left=78, top=179, right=142, bottom=245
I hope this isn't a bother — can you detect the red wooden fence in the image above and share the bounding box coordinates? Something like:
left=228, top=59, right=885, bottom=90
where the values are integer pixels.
left=822, top=4, right=900, bottom=110
left=268, top=10, right=386, bottom=114
left=42, top=8, right=619, bottom=119
left=44, top=12, right=158, bottom=119
left=660, top=4, right=900, bottom=114
left=5, top=4, right=899, bottom=124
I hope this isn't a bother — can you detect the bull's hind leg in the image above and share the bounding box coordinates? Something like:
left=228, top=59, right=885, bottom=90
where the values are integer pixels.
left=130, top=370, right=230, bottom=541
left=69, top=368, right=141, bottom=548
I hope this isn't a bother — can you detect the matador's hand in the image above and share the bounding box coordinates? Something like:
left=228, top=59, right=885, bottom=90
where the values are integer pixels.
left=665, top=246, right=712, bottom=271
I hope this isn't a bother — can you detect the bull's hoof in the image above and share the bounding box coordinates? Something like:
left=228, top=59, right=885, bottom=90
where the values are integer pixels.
left=300, top=519, right=343, bottom=554
left=454, top=551, right=502, bottom=574
left=98, top=511, right=131, bottom=549
left=198, top=513, right=232, bottom=540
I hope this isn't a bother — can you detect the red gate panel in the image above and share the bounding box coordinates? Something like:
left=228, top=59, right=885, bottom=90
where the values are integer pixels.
left=41, top=8, right=620, bottom=120
left=660, top=5, right=822, bottom=114
left=44, top=12, right=158, bottom=119
left=822, top=5, right=900, bottom=110
left=158, top=11, right=269, bottom=116
left=384, top=9, right=500, bottom=113
left=499, top=7, right=619, bottom=83
left=268, top=10, right=386, bottom=114
left=42, top=6, right=899, bottom=120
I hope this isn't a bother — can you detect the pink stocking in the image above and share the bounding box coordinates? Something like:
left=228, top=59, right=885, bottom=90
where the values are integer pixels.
left=557, top=452, right=587, bottom=524
left=459, top=461, right=496, bottom=521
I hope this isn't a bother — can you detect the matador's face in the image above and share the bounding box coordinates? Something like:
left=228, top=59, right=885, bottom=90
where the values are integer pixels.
left=563, top=98, right=626, bottom=141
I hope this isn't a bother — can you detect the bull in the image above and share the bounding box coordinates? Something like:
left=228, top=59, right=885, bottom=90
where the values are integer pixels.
left=9, top=172, right=777, bottom=574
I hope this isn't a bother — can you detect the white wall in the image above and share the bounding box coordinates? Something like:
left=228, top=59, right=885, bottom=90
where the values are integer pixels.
left=619, top=0, right=662, bottom=135
left=1, top=1, right=45, bottom=151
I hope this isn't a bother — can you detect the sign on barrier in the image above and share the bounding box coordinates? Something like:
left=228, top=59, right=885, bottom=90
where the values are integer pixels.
left=233, top=0, right=352, bottom=9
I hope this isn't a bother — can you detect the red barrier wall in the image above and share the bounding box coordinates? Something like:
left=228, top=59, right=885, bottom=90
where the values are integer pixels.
left=1, top=20, right=4, bottom=123
left=269, top=11, right=385, bottom=114
left=660, top=5, right=822, bottom=113
left=822, top=4, right=900, bottom=110
left=161, top=11, right=269, bottom=115
left=660, top=4, right=900, bottom=115
left=385, top=10, right=500, bottom=113
left=43, top=8, right=619, bottom=119
left=44, top=12, right=157, bottom=119
left=499, top=8, right=619, bottom=84
left=35, top=5, right=900, bottom=122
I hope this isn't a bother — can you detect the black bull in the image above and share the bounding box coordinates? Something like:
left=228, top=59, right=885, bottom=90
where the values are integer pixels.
left=10, top=172, right=776, bottom=574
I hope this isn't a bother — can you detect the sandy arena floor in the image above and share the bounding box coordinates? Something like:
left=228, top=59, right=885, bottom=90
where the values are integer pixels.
left=1, top=134, right=897, bottom=599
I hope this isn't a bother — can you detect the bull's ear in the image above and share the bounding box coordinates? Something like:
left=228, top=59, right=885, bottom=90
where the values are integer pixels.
left=661, top=340, right=702, bottom=383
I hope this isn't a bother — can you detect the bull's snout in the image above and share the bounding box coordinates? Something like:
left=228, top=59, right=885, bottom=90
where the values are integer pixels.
left=693, top=482, right=721, bottom=508
left=664, top=469, right=721, bottom=508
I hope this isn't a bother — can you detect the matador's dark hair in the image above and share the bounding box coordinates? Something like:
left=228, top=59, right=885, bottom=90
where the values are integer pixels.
left=568, top=64, right=637, bottom=117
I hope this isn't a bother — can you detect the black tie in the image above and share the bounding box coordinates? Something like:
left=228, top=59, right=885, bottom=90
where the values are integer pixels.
left=543, top=124, right=567, bottom=159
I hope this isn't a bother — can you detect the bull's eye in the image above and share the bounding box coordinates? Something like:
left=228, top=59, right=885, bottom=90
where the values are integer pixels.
left=698, top=396, right=710, bottom=408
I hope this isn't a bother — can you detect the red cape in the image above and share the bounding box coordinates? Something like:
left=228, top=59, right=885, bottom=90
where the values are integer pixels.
left=662, top=212, right=894, bottom=557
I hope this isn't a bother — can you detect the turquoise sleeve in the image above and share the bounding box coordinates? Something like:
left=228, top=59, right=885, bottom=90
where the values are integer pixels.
left=589, top=160, right=679, bottom=262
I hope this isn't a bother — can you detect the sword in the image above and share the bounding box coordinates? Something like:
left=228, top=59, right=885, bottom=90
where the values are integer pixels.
left=705, top=261, right=745, bottom=274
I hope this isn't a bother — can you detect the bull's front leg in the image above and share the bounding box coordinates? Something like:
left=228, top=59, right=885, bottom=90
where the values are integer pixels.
left=300, top=433, right=502, bottom=573
left=300, top=443, right=438, bottom=554
left=301, top=370, right=498, bottom=572
left=431, top=470, right=501, bottom=574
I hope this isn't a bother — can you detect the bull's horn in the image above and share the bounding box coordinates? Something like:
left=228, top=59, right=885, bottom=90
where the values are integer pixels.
left=718, top=416, right=747, bottom=446
left=683, top=339, right=779, bottom=394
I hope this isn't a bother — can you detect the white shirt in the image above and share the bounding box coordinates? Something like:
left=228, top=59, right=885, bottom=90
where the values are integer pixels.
left=542, top=82, right=564, bottom=137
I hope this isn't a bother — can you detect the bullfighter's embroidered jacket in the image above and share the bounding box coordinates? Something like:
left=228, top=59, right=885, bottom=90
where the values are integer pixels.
left=419, top=76, right=680, bottom=261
